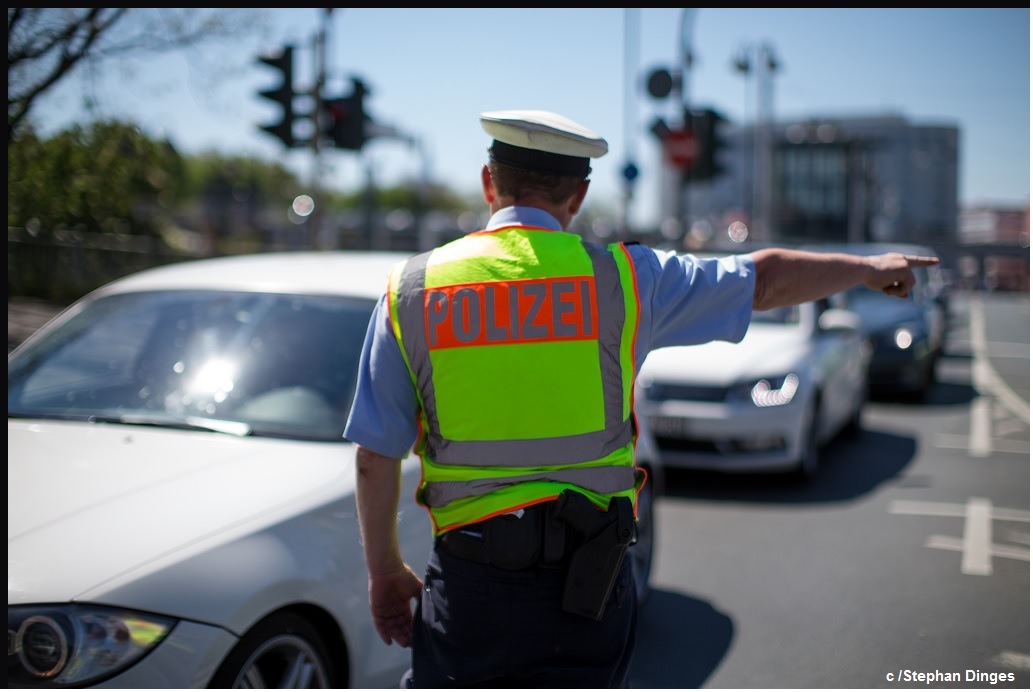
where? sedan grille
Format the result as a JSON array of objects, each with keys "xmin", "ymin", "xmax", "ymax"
[{"xmin": 645, "ymin": 382, "xmax": 728, "ymax": 403}]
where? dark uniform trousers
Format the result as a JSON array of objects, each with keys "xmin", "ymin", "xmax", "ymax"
[{"xmin": 403, "ymin": 504, "xmax": 638, "ymax": 688}]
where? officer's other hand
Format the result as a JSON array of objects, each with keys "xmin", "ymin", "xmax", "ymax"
[
  {"xmin": 863, "ymin": 252, "xmax": 939, "ymax": 298},
  {"xmin": 368, "ymin": 563, "xmax": 423, "ymax": 647}
]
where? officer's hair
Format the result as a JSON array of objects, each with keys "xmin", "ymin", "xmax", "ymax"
[{"xmin": 488, "ymin": 161, "xmax": 585, "ymax": 205}]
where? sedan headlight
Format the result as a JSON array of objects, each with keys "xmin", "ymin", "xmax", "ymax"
[
  {"xmin": 8, "ymin": 604, "xmax": 175, "ymax": 686},
  {"xmin": 893, "ymin": 326, "xmax": 915, "ymax": 350},
  {"xmin": 872, "ymin": 321, "xmax": 926, "ymax": 352},
  {"xmin": 728, "ymin": 373, "xmax": 800, "ymax": 407}
]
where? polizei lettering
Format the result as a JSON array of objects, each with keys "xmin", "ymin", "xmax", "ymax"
[{"xmin": 425, "ymin": 277, "xmax": 598, "ymax": 349}]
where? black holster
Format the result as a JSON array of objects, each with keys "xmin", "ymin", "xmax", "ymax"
[{"xmin": 552, "ymin": 490, "xmax": 635, "ymax": 620}]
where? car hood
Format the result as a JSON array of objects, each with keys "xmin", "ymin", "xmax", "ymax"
[
  {"xmin": 8, "ymin": 419, "xmax": 355, "ymax": 605},
  {"xmin": 640, "ymin": 325, "xmax": 807, "ymax": 384},
  {"xmin": 849, "ymin": 297, "xmax": 925, "ymax": 333}
]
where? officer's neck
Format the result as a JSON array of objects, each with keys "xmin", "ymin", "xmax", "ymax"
[{"xmin": 489, "ymin": 195, "xmax": 579, "ymax": 230}]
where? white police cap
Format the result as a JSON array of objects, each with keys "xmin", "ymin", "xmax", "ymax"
[{"xmin": 480, "ymin": 109, "xmax": 608, "ymax": 177}]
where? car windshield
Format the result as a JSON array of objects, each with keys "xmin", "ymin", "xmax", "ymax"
[{"xmin": 8, "ymin": 290, "xmax": 375, "ymax": 442}]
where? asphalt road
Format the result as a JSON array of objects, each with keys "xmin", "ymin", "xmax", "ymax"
[{"xmin": 631, "ymin": 291, "xmax": 1029, "ymax": 689}]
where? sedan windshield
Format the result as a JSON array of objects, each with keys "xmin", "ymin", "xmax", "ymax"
[{"xmin": 8, "ymin": 290, "xmax": 375, "ymax": 442}]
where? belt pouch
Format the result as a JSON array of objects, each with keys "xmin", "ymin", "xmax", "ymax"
[
  {"xmin": 560, "ymin": 496, "xmax": 635, "ymax": 620},
  {"xmin": 484, "ymin": 509, "xmax": 542, "ymax": 570}
]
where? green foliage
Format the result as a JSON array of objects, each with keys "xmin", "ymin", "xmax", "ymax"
[
  {"xmin": 330, "ymin": 181, "xmax": 474, "ymax": 214},
  {"xmin": 8, "ymin": 120, "xmax": 481, "ymax": 243},
  {"xmin": 8, "ymin": 121, "xmax": 187, "ymax": 236},
  {"xmin": 181, "ymin": 153, "xmax": 303, "ymax": 209}
]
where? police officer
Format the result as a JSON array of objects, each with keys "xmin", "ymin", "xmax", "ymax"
[{"xmin": 345, "ymin": 109, "xmax": 938, "ymax": 688}]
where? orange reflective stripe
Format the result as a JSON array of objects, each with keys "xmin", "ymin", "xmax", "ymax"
[{"xmin": 425, "ymin": 276, "xmax": 598, "ymax": 349}]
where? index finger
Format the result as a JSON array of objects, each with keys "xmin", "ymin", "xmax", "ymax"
[{"xmin": 905, "ymin": 255, "xmax": 940, "ymax": 266}]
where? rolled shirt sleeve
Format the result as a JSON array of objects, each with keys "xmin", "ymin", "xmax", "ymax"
[
  {"xmin": 629, "ymin": 246, "xmax": 756, "ymax": 369},
  {"xmin": 343, "ymin": 294, "xmax": 420, "ymax": 459}
]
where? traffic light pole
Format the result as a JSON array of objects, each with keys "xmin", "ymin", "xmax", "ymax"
[
  {"xmin": 750, "ymin": 42, "xmax": 779, "ymax": 243},
  {"xmin": 311, "ymin": 11, "xmax": 330, "ymax": 249},
  {"xmin": 675, "ymin": 8, "xmax": 696, "ymax": 246}
]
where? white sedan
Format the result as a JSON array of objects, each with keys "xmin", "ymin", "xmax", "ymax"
[
  {"xmin": 8, "ymin": 250, "xmax": 661, "ymax": 688},
  {"xmin": 636, "ymin": 298, "xmax": 870, "ymax": 479}
]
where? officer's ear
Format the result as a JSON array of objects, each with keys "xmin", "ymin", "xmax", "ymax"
[
  {"xmin": 481, "ymin": 165, "xmax": 496, "ymax": 204},
  {"xmin": 567, "ymin": 179, "xmax": 590, "ymax": 216}
]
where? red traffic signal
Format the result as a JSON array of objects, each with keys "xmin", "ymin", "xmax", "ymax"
[
  {"xmin": 323, "ymin": 79, "xmax": 368, "ymax": 151},
  {"xmin": 662, "ymin": 128, "xmax": 698, "ymax": 171}
]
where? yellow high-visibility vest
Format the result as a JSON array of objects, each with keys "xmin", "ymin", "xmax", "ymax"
[{"xmin": 388, "ymin": 226, "xmax": 645, "ymax": 535}]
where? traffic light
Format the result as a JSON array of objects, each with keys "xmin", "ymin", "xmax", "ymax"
[
  {"xmin": 687, "ymin": 108, "xmax": 728, "ymax": 182},
  {"xmin": 324, "ymin": 78, "xmax": 368, "ymax": 151},
  {"xmin": 256, "ymin": 46, "xmax": 295, "ymax": 148}
]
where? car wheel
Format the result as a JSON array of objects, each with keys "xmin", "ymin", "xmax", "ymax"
[
  {"xmin": 794, "ymin": 401, "xmax": 821, "ymax": 482},
  {"xmin": 209, "ymin": 612, "xmax": 335, "ymax": 689},
  {"xmin": 628, "ymin": 471, "xmax": 655, "ymax": 606}
]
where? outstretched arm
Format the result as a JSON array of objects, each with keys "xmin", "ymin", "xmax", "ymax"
[
  {"xmin": 355, "ymin": 445, "xmax": 423, "ymax": 648},
  {"xmin": 750, "ymin": 248, "xmax": 939, "ymax": 311}
]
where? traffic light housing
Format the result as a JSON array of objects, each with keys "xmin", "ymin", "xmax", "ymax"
[
  {"xmin": 256, "ymin": 46, "xmax": 295, "ymax": 148},
  {"xmin": 687, "ymin": 108, "xmax": 728, "ymax": 182},
  {"xmin": 324, "ymin": 79, "xmax": 368, "ymax": 151}
]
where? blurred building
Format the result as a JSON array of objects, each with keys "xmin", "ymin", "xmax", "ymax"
[
  {"xmin": 669, "ymin": 113, "xmax": 960, "ymax": 252},
  {"xmin": 957, "ymin": 203, "xmax": 1030, "ymax": 292}
]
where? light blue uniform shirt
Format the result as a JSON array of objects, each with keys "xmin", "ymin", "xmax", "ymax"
[{"xmin": 343, "ymin": 206, "xmax": 757, "ymax": 459}]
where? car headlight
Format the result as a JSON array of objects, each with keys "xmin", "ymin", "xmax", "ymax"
[
  {"xmin": 873, "ymin": 322, "xmax": 925, "ymax": 351},
  {"xmin": 729, "ymin": 373, "xmax": 800, "ymax": 407},
  {"xmin": 893, "ymin": 326, "xmax": 915, "ymax": 350},
  {"xmin": 8, "ymin": 604, "xmax": 175, "ymax": 686}
]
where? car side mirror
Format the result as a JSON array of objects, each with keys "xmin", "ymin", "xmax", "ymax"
[{"xmin": 818, "ymin": 308, "xmax": 860, "ymax": 333}]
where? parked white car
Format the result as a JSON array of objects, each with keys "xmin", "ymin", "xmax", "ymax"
[
  {"xmin": 8, "ymin": 250, "xmax": 661, "ymax": 688},
  {"xmin": 636, "ymin": 298, "xmax": 870, "ymax": 479}
]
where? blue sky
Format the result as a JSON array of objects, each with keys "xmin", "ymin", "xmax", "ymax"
[{"xmin": 33, "ymin": 8, "xmax": 1031, "ymax": 229}]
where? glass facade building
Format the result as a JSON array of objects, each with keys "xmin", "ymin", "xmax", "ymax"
[{"xmin": 678, "ymin": 114, "xmax": 959, "ymax": 250}]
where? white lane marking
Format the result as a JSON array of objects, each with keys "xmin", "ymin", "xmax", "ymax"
[
  {"xmin": 969, "ymin": 296, "xmax": 1030, "ymax": 425},
  {"xmin": 888, "ymin": 498, "xmax": 1031, "ymax": 575},
  {"xmin": 926, "ymin": 535, "xmax": 1031, "ymax": 563},
  {"xmin": 961, "ymin": 497, "xmax": 992, "ymax": 575},
  {"xmin": 994, "ymin": 650, "xmax": 1031, "ymax": 671},
  {"xmin": 969, "ymin": 396, "xmax": 993, "ymax": 457}
]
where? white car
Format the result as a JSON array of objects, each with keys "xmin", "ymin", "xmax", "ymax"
[
  {"xmin": 636, "ymin": 298, "xmax": 870, "ymax": 479},
  {"xmin": 8, "ymin": 250, "xmax": 661, "ymax": 688}
]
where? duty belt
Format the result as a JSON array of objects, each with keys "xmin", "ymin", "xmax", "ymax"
[
  {"xmin": 438, "ymin": 501, "xmax": 566, "ymax": 570},
  {"xmin": 437, "ymin": 491, "xmax": 637, "ymax": 620}
]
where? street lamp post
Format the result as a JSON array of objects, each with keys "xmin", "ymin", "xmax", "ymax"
[
  {"xmin": 621, "ymin": 8, "xmax": 639, "ymax": 238},
  {"xmin": 673, "ymin": 8, "xmax": 696, "ymax": 244},
  {"xmin": 643, "ymin": 8, "xmax": 699, "ymax": 245},
  {"xmin": 731, "ymin": 41, "xmax": 780, "ymax": 243},
  {"xmin": 732, "ymin": 45, "xmax": 753, "ymax": 228}
]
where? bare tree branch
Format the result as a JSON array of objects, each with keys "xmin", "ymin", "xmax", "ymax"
[{"xmin": 8, "ymin": 8, "xmax": 266, "ymax": 141}]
